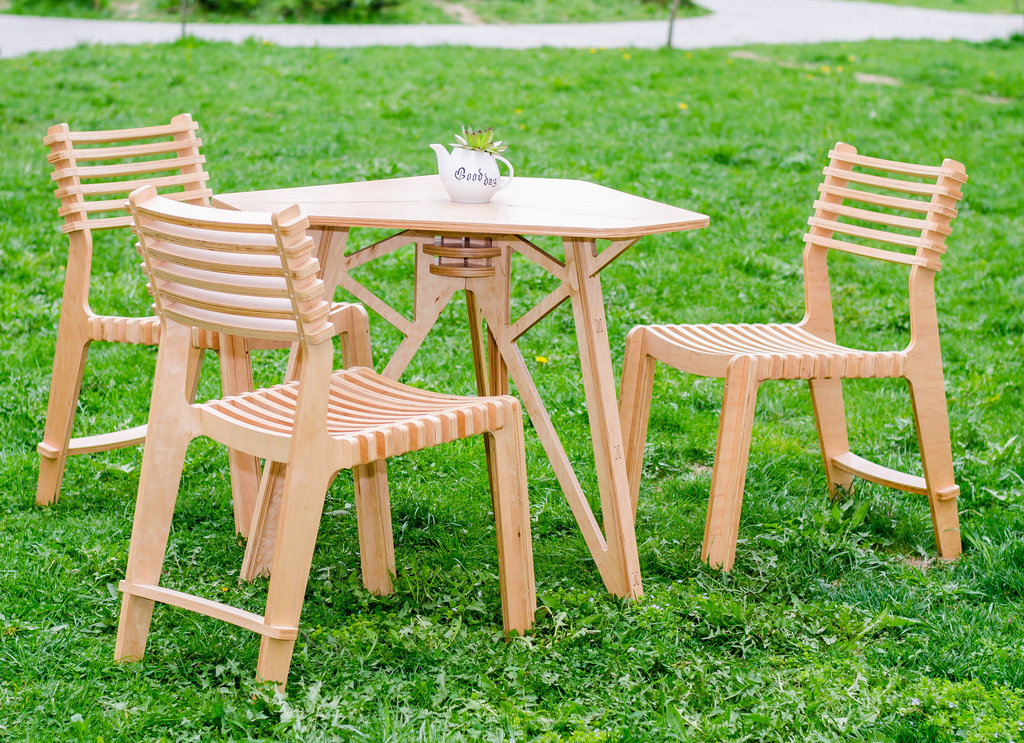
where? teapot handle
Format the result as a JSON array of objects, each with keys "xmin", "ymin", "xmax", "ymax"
[{"xmin": 495, "ymin": 155, "xmax": 514, "ymax": 191}]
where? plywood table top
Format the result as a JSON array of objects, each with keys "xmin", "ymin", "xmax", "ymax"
[{"xmin": 213, "ymin": 175, "xmax": 709, "ymax": 239}]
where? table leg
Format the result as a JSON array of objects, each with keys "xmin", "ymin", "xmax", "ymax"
[
  {"xmin": 564, "ymin": 237, "xmax": 642, "ymax": 597},
  {"xmin": 469, "ymin": 238, "xmax": 643, "ymax": 598}
]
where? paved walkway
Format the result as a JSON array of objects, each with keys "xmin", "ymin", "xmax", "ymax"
[{"xmin": 0, "ymin": 0, "xmax": 1021, "ymax": 58}]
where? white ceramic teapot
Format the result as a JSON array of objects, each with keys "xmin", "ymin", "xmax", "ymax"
[{"xmin": 430, "ymin": 143, "xmax": 514, "ymax": 204}]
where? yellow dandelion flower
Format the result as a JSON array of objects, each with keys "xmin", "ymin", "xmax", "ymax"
[
  {"xmin": 535, "ymin": 355, "xmax": 548, "ymax": 365},
  {"xmin": 678, "ymin": 102, "xmax": 688, "ymax": 110},
  {"xmin": 847, "ymin": 55, "xmax": 856, "ymax": 62},
  {"xmin": 837, "ymin": 65, "xmax": 844, "ymax": 73},
  {"xmin": 685, "ymin": 52, "xmax": 692, "ymax": 59},
  {"xmin": 820, "ymin": 65, "xmax": 831, "ymax": 74},
  {"xmin": 623, "ymin": 53, "xmax": 631, "ymax": 61},
  {"xmin": 589, "ymin": 48, "xmax": 597, "ymax": 54},
  {"xmin": 515, "ymin": 107, "xmax": 523, "ymax": 115}
]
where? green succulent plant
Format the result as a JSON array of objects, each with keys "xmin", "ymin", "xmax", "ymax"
[{"xmin": 451, "ymin": 124, "xmax": 508, "ymax": 155}]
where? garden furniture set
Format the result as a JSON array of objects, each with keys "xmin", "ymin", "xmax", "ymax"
[{"xmin": 35, "ymin": 113, "xmax": 966, "ymax": 689}]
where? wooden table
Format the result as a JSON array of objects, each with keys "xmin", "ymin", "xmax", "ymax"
[{"xmin": 214, "ymin": 175, "xmax": 708, "ymax": 598}]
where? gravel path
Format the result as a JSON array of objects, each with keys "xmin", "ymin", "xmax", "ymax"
[{"xmin": 0, "ymin": 0, "xmax": 1021, "ymax": 58}]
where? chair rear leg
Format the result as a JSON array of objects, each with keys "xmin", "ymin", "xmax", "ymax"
[
  {"xmin": 353, "ymin": 461, "xmax": 395, "ymax": 595},
  {"xmin": 908, "ymin": 373, "xmax": 962, "ymax": 559},
  {"xmin": 217, "ymin": 334, "xmax": 261, "ymax": 536},
  {"xmin": 808, "ymin": 377, "xmax": 855, "ymax": 498},
  {"xmin": 703, "ymin": 357, "xmax": 760, "ymax": 572},
  {"xmin": 487, "ymin": 418, "xmax": 536, "ymax": 635},
  {"xmin": 619, "ymin": 328, "xmax": 658, "ymax": 517},
  {"xmin": 36, "ymin": 327, "xmax": 91, "ymax": 506}
]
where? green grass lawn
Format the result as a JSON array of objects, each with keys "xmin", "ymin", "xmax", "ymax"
[
  {"xmin": 1, "ymin": 0, "xmax": 702, "ymax": 24},
  {"xmin": 1, "ymin": 35, "xmax": 1023, "ymax": 741}
]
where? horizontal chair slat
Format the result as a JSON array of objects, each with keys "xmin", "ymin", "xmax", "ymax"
[
  {"xmin": 807, "ymin": 216, "xmax": 928, "ymax": 250},
  {"xmin": 44, "ymin": 120, "xmax": 199, "ymax": 146},
  {"xmin": 828, "ymin": 149, "xmax": 968, "ymax": 183},
  {"xmin": 56, "ymin": 172, "xmax": 211, "ymax": 199},
  {"xmin": 118, "ymin": 581, "xmax": 298, "ymax": 640},
  {"xmin": 811, "ymin": 200, "xmax": 952, "ymax": 235},
  {"xmin": 51, "ymin": 154, "xmax": 207, "ymax": 182},
  {"xmin": 134, "ymin": 197, "xmax": 285, "ymax": 233},
  {"xmin": 155, "ymin": 282, "xmax": 311, "ymax": 321},
  {"xmin": 47, "ymin": 138, "xmax": 203, "ymax": 164},
  {"xmin": 59, "ymin": 198, "xmax": 130, "ymax": 217},
  {"xmin": 143, "ymin": 241, "xmax": 298, "ymax": 276},
  {"xmin": 162, "ymin": 304, "xmax": 332, "ymax": 344},
  {"xmin": 62, "ymin": 215, "xmax": 134, "ymax": 233},
  {"xmin": 823, "ymin": 167, "xmax": 962, "ymax": 198},
  {"xmin": 61, "ymin": 188, "xmax": 213, "ymax": 217},
  {"xmin": 803, "ymin": 233, "xmax": 927, "ymax": 266},
  {"xmin": 136, "ymin": 226, "xmax": 282, "ymax": 256},
  {"xmin": 816, "ymin": 182, "xmax": 959, "ymax": 219},
  {"xmin": 148, "ymin": 262, "xmax": 315, "ymax": 301}
]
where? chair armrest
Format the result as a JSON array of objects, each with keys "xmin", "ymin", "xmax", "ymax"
[{"xmin": 328, "ymin": 302, "xmax": 373, "ymax": 369}]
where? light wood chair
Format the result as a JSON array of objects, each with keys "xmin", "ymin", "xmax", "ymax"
[
  {"xmin": 115, "ymin": 186, "xmax": 535, "ymax": 689},
  {"xmin": 38, "ymin": 115, "xmax": 260, "ymax": 533},
  {"xmin": 619, "ymin": 143, "xmax": 966, "ymax": 571}
]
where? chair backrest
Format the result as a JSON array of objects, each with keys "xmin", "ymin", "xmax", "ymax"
[
  {"xmin": 45, "ymin": 113, "xmax": 211, "ymax": 236},
  {"xmin": 800, "ymin": 142, "xmax": 967, "ymax": 342},
  {"xmin": 128, "ymin": 186, "xmax": 334, "ymax": 345}
]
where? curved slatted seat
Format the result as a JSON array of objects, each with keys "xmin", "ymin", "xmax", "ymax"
[
  {"xmin": 203, "ymin": 367, "xmax": 515, "ymax": 464},
  {"xmin": 619, "ymin": 142, "xmax": 965, "ymax": 572},
  {"xmin": 115, "ymin": 189, "xmax": 535, "ymax": 691},
  {"xmin": 641, "ymin": 323, "xmax": 907, "ymax": 380}
]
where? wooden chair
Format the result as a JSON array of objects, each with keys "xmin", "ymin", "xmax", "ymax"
[
  {"xmin": 38, "ymin": 114, "xmax": 261, "ymax": 534},
  {"xmin": 619, "ymin": 143, "xmax": 966, "ymax": 571},
  {"xmin": 115, "ymin": 186, "xmax": 535, "ymax": 689}
]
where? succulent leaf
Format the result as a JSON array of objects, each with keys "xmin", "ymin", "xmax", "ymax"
[{"xmin": 451, "ymin": 124, "xmax": 509, "ymax": 155}]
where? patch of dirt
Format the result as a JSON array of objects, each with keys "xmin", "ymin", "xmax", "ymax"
[
  {"xmin": 730, "ymin": 50, "xmax": 902, "ymax": 87},
  {"xmin": 854, "ymin": 72, "xmax": 901, "ymax": 86},
  {"xmin": 899, "ymin": 555, "xmax": 933, "ymax": 572},
  {"xmin": 435, "ymin": 0, "xmax": 485, "ymax": 24}
]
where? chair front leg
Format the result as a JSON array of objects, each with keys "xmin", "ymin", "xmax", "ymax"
[
  {"xmin": 257, "ymin": 460, "xmax": 335, "ymax": 690},
  {"xmin": 115, "ymin": 334, "xmax": 202, "ymax": 662},
  {"xmin": 703, "ymin": 356, "xmax": 760, "ymax": 572}
]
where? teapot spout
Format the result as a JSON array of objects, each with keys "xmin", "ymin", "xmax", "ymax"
[{"xmin": 429, "ymin": 143, "xmax": 451, "ymax": 175}]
